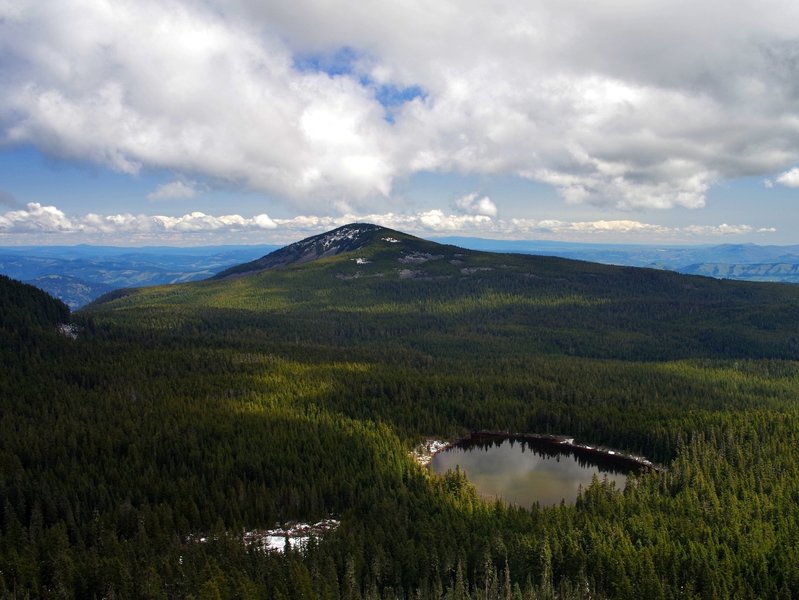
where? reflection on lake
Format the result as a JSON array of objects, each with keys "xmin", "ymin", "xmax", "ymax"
[{"xmin": 431, "ymin": 438, "xmax": 633, "ymax": 507}]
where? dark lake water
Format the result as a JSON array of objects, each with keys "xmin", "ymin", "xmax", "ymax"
[{"xmin": 431, "ymin": 438, "xmax": 634, "ymax": 507}]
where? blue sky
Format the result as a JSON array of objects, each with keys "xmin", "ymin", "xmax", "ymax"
[{"xmin": 1, "ymin": 0, "xmax": 798, "ymax": 246}]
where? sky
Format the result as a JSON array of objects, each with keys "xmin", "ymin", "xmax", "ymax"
[{"xmin": 1, "ymin": 0, "xmax": 798, "ymax": 246}]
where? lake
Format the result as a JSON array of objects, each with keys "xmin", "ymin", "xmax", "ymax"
[{"xmin": 431, "ymin": 436, "xmax": 636, "ymax": 507}]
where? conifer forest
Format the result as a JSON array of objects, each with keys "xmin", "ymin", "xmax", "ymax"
[{"xmin": 3, "ymin": 226, "xmax": 799, "ymax": 599}]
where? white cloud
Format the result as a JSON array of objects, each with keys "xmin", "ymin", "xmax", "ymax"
[
  {"xmin": 3, "ymin": 0, "xmax": 799, "ymax": 211},
  {"xmin": 0, "ymin": 203, "xmax": 277, "ymax": 235},
  {"xmin": 0, "ymin": 1, "xmax": 392, "ymax": 210},
  {"xmin": 776, "ymin": 168, "xmax": 799, "ymax": 188},
  {"xmin": 682, "ymin": 224, "xmax": 753, "ymax": 236},
  {"xmin": 509, "ymin": 218, "xmax": 671, "ymax": 235},
  {"xmin": 253, "ymin": 214, "xmax": 278, "ymax": 229},
  {"xmin": 0, "ymin": 203, "xmax": 775, "ymax": 244},
  {"xmin": 148, "ymin": 180, "xmax": 199, "ymax": 200},
  {"xmin": 0, "ymin": 202, "xmax": 74, "ymax": 233},
  {"xmin": 454, "ymin": 193, "xmax": 498, "ymax": 217},
  {"xmin": 417, "ymin": 210, "xmax": 492, "ymax": 230}
]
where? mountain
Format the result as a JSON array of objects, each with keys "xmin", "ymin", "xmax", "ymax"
[
  {"xmin": 0, "ymin": 273, "xmax": 70, "ymax": 331},
  {"xmin": 213, "ymin": 223, "xmax": 412, "ymax": 278},
  {"xmin": 90, "ymin": 223, "xmax": 799, "ymax": 361},
  {"xmin": 6, "ymin": 234, "xmax": 799, "ymax": 311},
  {"xmin": 680, "ymin": 262, "xmax": 799, "ymax": 282}
]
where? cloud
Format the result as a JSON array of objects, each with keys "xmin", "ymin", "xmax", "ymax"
[
  {"xmin": 533, "ymin": 219, "xmax": 670, "ymax": 234},
  {"xmin": 268, "ymin": 210, "xmax": 493, "ymax": 234},
  {"xmin": 776, "ymin": 167, "xmax": 799, "ymax": 188},
  {"xmin": 1, "ymin": 1, "xmax": 799, "ymax": 213},
  {"xmin": 0, "ymin": 202, "xmax": 73, "ymax": 233},
  {"xmin": 454, "ymin": 193, "xmax": 498, "ymax": 217},
  {"xmin": 0, "ymin": 1, "xmax": 393, "ymax": 210},
  {"xmin": 148, "ymin": 180, "xmax": 200, "ymax": 200},
  {"xmin": 682, "ymin": 224, "xmax": 754, "ymax": 236},
  {"xmin": 0, "ymin": 202, "xmax": 774, "ymax": 244},
  {"xmin": 0, "ymin": 203, "xmax": 276, "ymax": 235}
]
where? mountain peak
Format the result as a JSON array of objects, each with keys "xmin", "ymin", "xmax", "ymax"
[
  {"xmin": 213, "ymin": 223, "xmax": 405, "ymax": 279},
  {"xmin": 303, "ymin": 223, "xmax": 384, "ymax": 249}
]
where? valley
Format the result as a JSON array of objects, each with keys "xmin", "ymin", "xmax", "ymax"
[{"xmin": 0, "ymin": 244, "xmax": 278, "ymax": 309}]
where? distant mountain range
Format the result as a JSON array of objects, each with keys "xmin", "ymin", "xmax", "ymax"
[
  {"xmin": 3, "ymin": 236, "xmax": 799, "ymax": 308},
  {"xmin": 0, "ymin": 244, "xmax": 278, "ymax": 308},
  {"xmin": 435, "ymin": 238, "xmax": 799, "ymax": 283}
]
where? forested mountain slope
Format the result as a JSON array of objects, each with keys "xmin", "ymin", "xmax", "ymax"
[
  {"xmin": 4, "ymin": 226, "xmax": 799, "ymax": 598},
  {"xmin": 0, "ymin": 273, "xmax": 69, "ymax": 331},
  {"xmin": 95, "ymin": 223, "xmax": 799, "ymax": 361}
]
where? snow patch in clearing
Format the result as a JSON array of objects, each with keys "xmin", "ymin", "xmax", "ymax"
[
  {"xmin": 263, "ymin": 535, "xmax": 308, "ymax": 552},
  {"xmin": 354, "ymin": 257, "xmax": 371, "ymax": 264},
  {"xmin": 58, "ymin": 323, "xmax": 79, "ymax": 340},
  {"xmin": 382, "ymin": 237, "xmax": 400, "ymax": 243},
  {"xmin": 187, "ymin": 517, "xmax": 340, "ymax": 555},
  {"xmin": 244, "ymin": 518, "xmax": 340, "ymax": 554}
]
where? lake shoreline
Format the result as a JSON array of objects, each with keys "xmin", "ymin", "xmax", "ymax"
[
  {"xmin": 415, "ymin": 430, "xmax": 663, "ymax": 473},
  {"xmin": 466, "ymin": 430, "xmax": 664, "ymax": 472}
]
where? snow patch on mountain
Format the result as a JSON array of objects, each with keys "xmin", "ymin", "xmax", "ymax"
[{"xmin": 296, "ymin": 224, "xmax": 379, "ymax": 253}]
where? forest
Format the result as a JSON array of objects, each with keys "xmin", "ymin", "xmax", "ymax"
[{"xmin": 3, "ymin": 225, "xmax": 799, "ymax": 599}]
